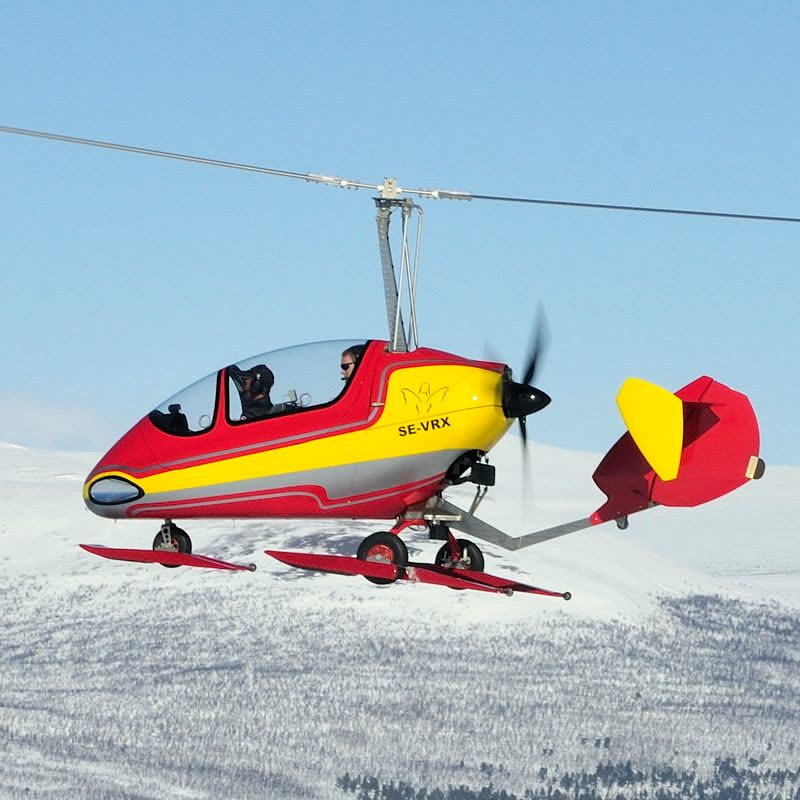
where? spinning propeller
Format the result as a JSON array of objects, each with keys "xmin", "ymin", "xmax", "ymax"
[{"xmin": 502, "ymin": 310, "xmax": 551, "ymax": 447}]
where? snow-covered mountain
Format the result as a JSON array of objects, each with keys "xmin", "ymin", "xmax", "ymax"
[{"xmin": 1, "ymin": 439, "xmax": 798, "ymax": 799}]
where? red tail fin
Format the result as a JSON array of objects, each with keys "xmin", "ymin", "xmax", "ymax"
[{"xmin": 591, "ymin": 376, "xmax": 763, "ymax": 524}]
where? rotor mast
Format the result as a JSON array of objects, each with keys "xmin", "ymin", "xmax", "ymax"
[{"xmin": 374, "ymin": 179, "xmax": 424, "ymax": 353}]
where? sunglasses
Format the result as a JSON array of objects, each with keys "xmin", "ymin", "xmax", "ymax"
[{"xmin": 341, "ymin": 362, "xmax": 355, "ymax": 371}]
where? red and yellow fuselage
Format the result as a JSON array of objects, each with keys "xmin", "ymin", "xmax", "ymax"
[{"xmin": 84, "ymin": 341, "xmax": 512, "ymax": 521}]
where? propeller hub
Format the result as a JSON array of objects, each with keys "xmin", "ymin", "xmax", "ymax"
[{"xmin": 503, "ymin": 381, "xmax": 551, "ymax": 420}]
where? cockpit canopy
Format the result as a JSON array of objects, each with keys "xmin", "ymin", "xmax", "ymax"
[{"xmin": 148, "ymin": 339, "xmax": 367, "ymax": 436}]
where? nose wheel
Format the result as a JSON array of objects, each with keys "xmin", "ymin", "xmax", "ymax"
[{"xmin": 152, "ymin": 521, "xmax": 192, "ymax": 568}]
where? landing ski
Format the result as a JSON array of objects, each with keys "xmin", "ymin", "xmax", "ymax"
[
  {"xmin": 80, "ymin": 544, "xmax": 257, "ymax": 572},
  {"xmin": 266, "ymin": 550, "xmax": 570, "ymax": 599}
]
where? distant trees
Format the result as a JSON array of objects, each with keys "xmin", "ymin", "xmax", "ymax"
[{"xmin": 338, "ymin": 756, "xmax": 800, "ymax": 799}]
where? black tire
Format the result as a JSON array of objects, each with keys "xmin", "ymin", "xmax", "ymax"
[
  {"xmin": 435, "ymin": 538, "xmax": 485, "ymax": 572},
  {"xmin": 152, "ymin": 524, "xmax": 192, "ymax": 568},
  {"xmin": 357, "ymin": 532, "xmax": 408, "ymax": 585}
]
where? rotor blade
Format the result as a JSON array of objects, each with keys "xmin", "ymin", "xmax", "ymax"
[
  {"xmin": 3, "ymin": 124, "xmax": 800, "ymax": 222},
  {"xmin": 470, "ymin": 192, "xmax": 800, "ymax": 224},
  {"xmin": 0, "ymin": 124, "xmax": 381, "ymax": 193}
]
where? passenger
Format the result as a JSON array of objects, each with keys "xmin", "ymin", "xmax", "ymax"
[
  {"xmin": 340, "ymin": 345, "xmax": 365, "ymax": 382},
  {"xmin": 230, "ymin": 364, "xmax": 275, "ymax": 420}
]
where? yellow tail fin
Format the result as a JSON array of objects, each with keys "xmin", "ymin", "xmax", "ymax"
[{"xmin": 616, "ymin": 378, "xmax": 683, "ymax": 481}]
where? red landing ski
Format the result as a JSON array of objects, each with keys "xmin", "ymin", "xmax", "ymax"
[
  {"xmin": 266, "ymin": 550, "xmax": 571, "ymax": 600},
  {"xmin": 80, "ymin": 544, "xmax": 257, "ymax": 572}
]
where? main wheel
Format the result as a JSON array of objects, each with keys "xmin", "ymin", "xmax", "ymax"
[
  {"xmin": 356, "ymin": 532, "xmax": 408, "ymax": 585},
  {"xmin": 152, "ymin": 523, "xmax": 192, "ymax": 568},
  {"xmin": 435, "ymin": 538, "xmax": 484, "ymax": 572}
]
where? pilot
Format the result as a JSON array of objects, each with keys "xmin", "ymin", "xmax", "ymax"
[
  {"xmin": 231, "ymin": 364, "xmax": 275, "ymax": 420},
  {"xmin": 340, "ymin": 345, "xmax": 365, "ymax": 382}
]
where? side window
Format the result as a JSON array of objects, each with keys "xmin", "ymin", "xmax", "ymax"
[
  {"xmin": 227, "ymin": 340, "xmax": 366, "ymax": 425},
  {"xmin": 149, "ymin": 371, "xmax": 219, "ymax": 436}
]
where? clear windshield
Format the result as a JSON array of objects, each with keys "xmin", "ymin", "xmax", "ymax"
[
  {"xmin": 148, "ymin": 371, "xmax": 219, "ymax": 435},
  {"xmin": 227, "ymin": 339, "xmax": 365, "ymax": 423},
  {"xmin": 148, "ymin": 339, "xmax": 367, "ymax": 435}
]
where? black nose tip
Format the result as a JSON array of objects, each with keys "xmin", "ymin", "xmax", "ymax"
[{"xmin": 503, "ymin": 381, "xmax": 551, "ymax": 419}]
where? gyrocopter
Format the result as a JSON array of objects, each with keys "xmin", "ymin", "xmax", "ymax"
[{"xmin": 1, "ymin": 125, "xmax": 774, "ymax": 600}]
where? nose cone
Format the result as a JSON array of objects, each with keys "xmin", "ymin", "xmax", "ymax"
[
  {"xmin": 83, "ymin": 418, "xmax": 155, "ymax": 518},
  {"xmin": 502, "ymin": 381, "xmax": 552, "ymax": 419}
]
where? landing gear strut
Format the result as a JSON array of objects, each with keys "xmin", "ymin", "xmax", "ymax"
[{"xmin": 152, "ymin": 521, "xmax": 192, "ymax": 568}]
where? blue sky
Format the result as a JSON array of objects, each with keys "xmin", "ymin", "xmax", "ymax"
[{"xmin": 1, "ymin": 2, "xmax": 798, "ymax": 465}]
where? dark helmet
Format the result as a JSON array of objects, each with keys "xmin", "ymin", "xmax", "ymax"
[
  {"xmin": 249, "ymin": 365, "xmax": 274, "ymax": 395},
  {"xmin": 229, "ymin": 364, "xmax": 274, "ymax": 395}
]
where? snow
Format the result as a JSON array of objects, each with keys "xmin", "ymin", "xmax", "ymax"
[{"xmin": 1, "ymin": 437, "xmax": 798, "ymax": 798}]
